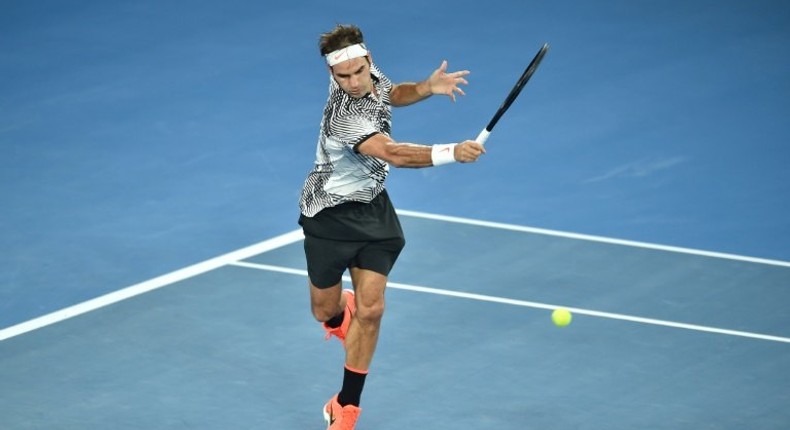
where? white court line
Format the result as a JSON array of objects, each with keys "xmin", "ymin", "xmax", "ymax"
[
  {"xmin": 3, "ymin": 210, "xmax": 787, "ymax": 342},
  {"xmin": 397, "ymin": 209, "xmax": 790, "ymax": 268},
  {"xmin": 230, "ymin": 261, "xmax": 790, "ymax": 344},
  {"xmin": 0, "ymin": 229, "xmax": 306, "ymax": 342}
]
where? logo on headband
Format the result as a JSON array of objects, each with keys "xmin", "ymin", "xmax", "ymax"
[{"xmin": 326, "ymin": 43, "xmax": 368, "ymax": 66}]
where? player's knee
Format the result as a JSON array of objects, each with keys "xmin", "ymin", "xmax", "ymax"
[
  {"xmin": 309, "ymin": 280, "xmax": 343, "ymax": 322},
  {"xmin": 310, "ymin": 296, "xmax": 341, "ymax": 322},
  {"xmin": 311, "ymin": 305, "xmax": 335, "ymax": 323},
  {"xmin": 356, "ymin": 299, "xmax": 384, "ymax": 323}
]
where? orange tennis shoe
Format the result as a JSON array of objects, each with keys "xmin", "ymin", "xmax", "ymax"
[
  {"xmin": 322, "ymin": 289, "xmax": 356, "ymax": 346},
  {"xmin": 323, "ymin": 394, "xmax": 361, "ymax": 430}
]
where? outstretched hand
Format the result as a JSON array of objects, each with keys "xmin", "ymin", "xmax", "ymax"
[{"xmin": 428, "ymin": 60, "xmax": 470, "ymax": 102}]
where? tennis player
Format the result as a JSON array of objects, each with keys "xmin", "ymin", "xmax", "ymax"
[{"xmin": 299, "ymin": 24, "xmax": 485, "ymax": 430}]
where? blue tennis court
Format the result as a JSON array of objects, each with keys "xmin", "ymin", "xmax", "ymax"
[
  {"xmin": 2, "ymin": 1, "xmax": 789, "ymax": 429},
  {"xmin": 2, "ymin": 212, "xmax": 788, "ymax": 428}
]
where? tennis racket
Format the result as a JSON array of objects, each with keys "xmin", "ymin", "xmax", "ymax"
[{"xmin": 475, "ymin": 42, "xmax": 549, "ymax": 145}]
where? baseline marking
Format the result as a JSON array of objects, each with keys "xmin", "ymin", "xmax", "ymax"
[
  {"xmin": 230, "ymin": 261, "xmax": 790, "ymax": 344},
  {"xmin": 4, "ymin": 210, "xmax": 787, "ymax": 343},
  {"xmin": 397, "ymin": 209, "xmax": 790, "ymax": 268},
  {"xmin": 0, "ymin": 229, "xmax": 305, "ymax": 342}
]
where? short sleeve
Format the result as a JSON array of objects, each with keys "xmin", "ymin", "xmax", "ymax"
[{"xmin": 330, "ymin": 114, "xmax": 379, "ymax": 148}]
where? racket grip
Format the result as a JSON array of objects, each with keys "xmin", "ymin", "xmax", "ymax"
[{"xmin": 475, "ymin": 129, "xmax": 490, "ymax": 145}]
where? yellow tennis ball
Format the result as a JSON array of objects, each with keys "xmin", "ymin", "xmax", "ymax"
[{"xmin": 552, "ymin": 308, "xmax": 572, "ymax": 327}]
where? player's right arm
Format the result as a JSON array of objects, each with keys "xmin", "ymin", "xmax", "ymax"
[{"xmin": 356, "ymin": 133, "xmax": 484, "ymax": 168}]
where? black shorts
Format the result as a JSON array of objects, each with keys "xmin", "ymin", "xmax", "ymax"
[
  {"xmin": 303, "ymin": 235, "xmax": 405, "ymax": 288},
  {"xmin": 299, "ymin": 190, "xmax": 406, "ymax": 288}
]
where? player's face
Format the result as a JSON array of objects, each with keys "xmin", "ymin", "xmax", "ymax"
[{"xmin": 330, "ymin": 56, "xmax": 373, "ymax": 99}]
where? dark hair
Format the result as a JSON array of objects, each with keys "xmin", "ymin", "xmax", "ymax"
[{"xmin": 319, "ymin": 24, "xmax": 365, "ymax": 56}]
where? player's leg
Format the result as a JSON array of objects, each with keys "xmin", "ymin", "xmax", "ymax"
[
  {"xmin": 343, "ymin": 235, "xmax": 404, "ymax": 371},
  {"xmin": 316, "ymin": 274, "xmax": 364, "ymax": 430},
  {"xmin": 345, "ymin": 267, "xmax": 387, "ymax": 371},
  {"xmin": 311, "ymin": 280, "xmax": 357, "ymax": 342},
  {"xmin": 319, "ymin": 271, "xmax": 377, "ymax": 429},
  {"xmin": 334, "ymin": 236, "xmax": 404, "ymax": 411},
  {"xmin": 309, "ymin": 280, "xmax": 344, "ymax": 323},
  {"xmin": 330, "ymin": 267, "xmax": 385, "ymax": 414},
  {"xmin": 304, "ymin": 235, "xmax": 358, "ymax": 342}
]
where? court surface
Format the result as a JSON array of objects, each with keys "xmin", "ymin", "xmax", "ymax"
[
  {"xmin": 2, "ymin": 1, "xmax": 789, "ymax": 429},
  {"xmin": 2, "ymin": 211, "xmax": 788, "ymax": 429}
]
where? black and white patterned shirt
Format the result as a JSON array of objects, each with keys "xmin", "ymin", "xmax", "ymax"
[{"xmin": 299, "ymin": 63, "xmax": 393, "ymax": 218}]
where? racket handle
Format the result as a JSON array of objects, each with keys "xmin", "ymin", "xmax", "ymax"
[{"xmin": 475, "ymin": 129, "xmax": 490, "ymax": 145}]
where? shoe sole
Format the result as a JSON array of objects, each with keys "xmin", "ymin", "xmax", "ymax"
[{"xmin": 322, "ymin": 404, "xmax": 331, "ymax": 428}]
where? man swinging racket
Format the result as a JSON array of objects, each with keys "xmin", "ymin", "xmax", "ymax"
[{"xmin": 298, "ymin": 24, "xmax": 485, "ymax": 429}]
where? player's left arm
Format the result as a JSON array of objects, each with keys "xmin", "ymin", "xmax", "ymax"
[{"xmin": 390, "ymin": 60, "xmax": 469, "ymax": 107}]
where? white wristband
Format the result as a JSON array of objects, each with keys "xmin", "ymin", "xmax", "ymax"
[{"xmin": 431, "ymin": 144, "xmax": 457, "ymax": 166}]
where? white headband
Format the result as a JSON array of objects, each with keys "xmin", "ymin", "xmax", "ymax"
[{"xmin": 325, "ymin": 43, "xmax": 368, "ymax": 66}]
